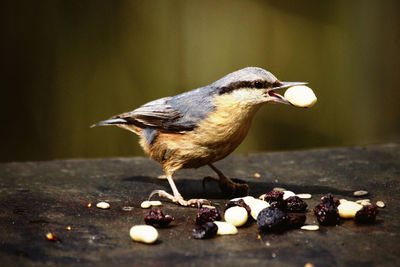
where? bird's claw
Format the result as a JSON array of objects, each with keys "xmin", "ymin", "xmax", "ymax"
[{"xmin": 148, "ymin": 189, "xmax": 210, "ymax": 207}]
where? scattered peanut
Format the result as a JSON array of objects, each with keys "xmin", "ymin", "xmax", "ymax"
[
  {"xmin": 284, "ymin": 85, "xmax": 317, "ymax": 108},
  {"xmin": 356, "ymin": 199, "xmax": 371, "ymax": 206},
  {"xmin": 283, "ymin": 190, "xmax": 296, "ymax": 200},
  {"xmin": 141, "ymin": 201, "xmax": 152, "ymax": 209},
  {"xmin": 296, "ymin": 193, "xmax": 312, "ymax": 199},
  {"xmin": 248, "ymin": 199, "xmax": 270, "ymax": 220},
  {"xmin": 301, "ymin": 225, "xmax": 319, "ymax": 231},
  {"xmin": 353, "ymin": 190, "xmax": 368, "ymax": 197},
  {"xmin": 96, "ymin": 202, "xmax": 110, "ymax": 209},
  {"xmin": 213, "ymin": 221, "xmax": 238, "ymax": 235},
  {"xmin": 338, "ymin": 200, "xmax": 363, "ymax": 218},
  {"xmin": 376, "ymin": 201, "xmax": 385, "ymax": 208},
  {"xmin": 149, "ymin": 201, "xmax": 162, "ymax": 206},
  {"xmin": 224, "ymin": 206, "xmax": 248, "ymax": 227},
  {"xmin": 129, "ymin": 225, "xmax": 158, "ymax": 244}
]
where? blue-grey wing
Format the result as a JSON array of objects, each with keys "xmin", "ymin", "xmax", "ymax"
[{"xmin": 113, "ymin": 86, "xmax": 216, "ymax": 132}]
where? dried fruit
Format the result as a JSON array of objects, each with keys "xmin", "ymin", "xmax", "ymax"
[
  {"xmin": 129, "ymin": 225, "xmax": 158, "ymax": 244},
  {"xmin": 196, "ymin": 206, "xmax": 221, "ymax": 225},
  {"xmin": 285, "ymin": 196, "xmax": 308, "ymax": 212},
  {"xmin": 313, "ymin": 194, "xmax": 340, "ymax": 225},
  {"xmin": 225, "ymin": 199, "xmax": 251, "ymax": 215},
  {"xmin": 257, "ymin": 207, "xmax": 288, "ymax": 232},
  {"xmin": 287, "ymin": 214, "xmax": 306, "ymax": 229},
  {"xmin": 261, "ymin": 190, "xmax": 285, "ymax": 209},
  {"xmin": 355, "ymin": 205, "xmax": 379, "ymax": 224},
  {"xmin": 144, "ymin": 209, "xmax": 174, "ymax": 228},
  {"xmin": 224, "ymin": 206, "xmax": 248, "ymax": 227},
  {"xmin": 192, "ymin": 222, "xmax": 218, "ymax": 239}
]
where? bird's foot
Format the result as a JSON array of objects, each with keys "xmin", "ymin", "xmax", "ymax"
[
  {"xmin": 148, "ymin": 190, "xmax": 210, "ymax": 207},
  {"xmin": 203, "ymin": 176, "xmax": 249, "ymax": 198}
]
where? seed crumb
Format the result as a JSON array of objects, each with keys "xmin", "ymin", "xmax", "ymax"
[
  {"xmin": 86, "ymin": 203, "xmax": 92, "ymax": 208},
  {"xmin": 46, "ymin": 232, "xmax": 61, "ymax": 242},
  {"xmin": 122, "ymin": 206, "xmax": 134, "ymax": 211},
  {"xmin": 65, "ymin": 226, "xmax": 71, "ymax": 231},
  {"xmin": 254, "ymin": 172, "xmax": 261, "ymax": 178}
]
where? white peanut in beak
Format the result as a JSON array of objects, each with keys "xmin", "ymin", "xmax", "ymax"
[{"xmin": 284, "ymin": 85, "xmax": 317, "ymax": 108}]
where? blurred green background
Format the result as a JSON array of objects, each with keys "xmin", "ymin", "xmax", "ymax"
[{"xmin": 2, "ymin": 0, "xmax": 399, "ymax": 162}]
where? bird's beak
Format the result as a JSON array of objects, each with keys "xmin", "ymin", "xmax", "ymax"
[{"xmin": 267, "ymin": 81, "xmax": 308, "ymax": 105}]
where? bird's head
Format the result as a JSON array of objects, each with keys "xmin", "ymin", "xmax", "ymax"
[{"xmin": 213, "ymin": 67, "xmax": 306, "ymax": 106}]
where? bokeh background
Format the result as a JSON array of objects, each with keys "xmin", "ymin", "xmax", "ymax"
[{"xmin": 2, "ymin": 0, "xmax": 400, "ymax": 162}]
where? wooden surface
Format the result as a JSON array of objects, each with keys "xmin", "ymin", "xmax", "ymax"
[{"xmin": 0, "ymin": 144, "xmax": 399, "ymax": 266}]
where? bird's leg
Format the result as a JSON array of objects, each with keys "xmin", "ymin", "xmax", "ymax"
[
  {"xmin": 205, "ymin": 163, "xmax": 249, "ymax": 197},
  {"xmin": 148, "ymin": 173, "xmax": 209, "ymax": 207}
]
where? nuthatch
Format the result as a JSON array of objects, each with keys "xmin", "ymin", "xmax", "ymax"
[{"xmin": 92, "ymin": 67, "xmax": 306, "ymax": 206}]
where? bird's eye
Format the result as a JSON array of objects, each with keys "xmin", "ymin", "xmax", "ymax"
[{"xmin": 254, "ymin": 81, "xmax": 263, "ymax": 89}]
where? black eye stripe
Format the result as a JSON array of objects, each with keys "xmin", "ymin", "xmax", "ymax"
[{"xmin": 219, "ymin": 80, "xmax": 273, "ymax": 94}]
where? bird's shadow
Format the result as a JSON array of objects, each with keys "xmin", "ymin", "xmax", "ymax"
[{"xmin": 121, "ymin": 175, "xmax": 354, "ymax": 200}]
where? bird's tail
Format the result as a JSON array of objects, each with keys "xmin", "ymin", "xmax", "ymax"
[{"xmin": 90, "ymin": 118, "xmax": 128, "ymax": 128}]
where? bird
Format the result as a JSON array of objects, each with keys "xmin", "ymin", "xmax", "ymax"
[{"xmin": 92, "ymin": 67, "xmax": 306, "ymax": 207}]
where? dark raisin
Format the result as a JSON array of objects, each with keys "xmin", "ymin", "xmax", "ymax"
[
  {"xmin": 355, "ymin": 205, "xmax": 379, "ymax": 224},
  {"xmin": 257, "ymin": 207, "xmax": 288, "ymax": 231},
  {"xmin": 313, "ymin": 194, "xmax": 340, "ymax": 226},
  {"xmin": 287, "ymin": 214, "xmax": 306, "ymax": 229},
  {"xmin": 196, "ymin": 206, "xmax": 221, "ymax": 225},
  {"xmin": 192, "ymin": 222, "xmax": 218, "ymax": 239},
  {"xmin": 144, "ymin": 209, "xmax": 174, "ymax": 228},
  {"xmin": 225, "ymin": 199, "xmax": 251, "ymax": 215},
  {"xmin": 285, "ymin": 196, "xmax": 308, "ymax": 212},
  {"xmin": 262, "ymin": 190, "xmax": 285, "ymax": 210}
]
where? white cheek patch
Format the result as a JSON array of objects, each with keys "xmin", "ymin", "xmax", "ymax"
[
  {"xmin": 231, "ymin": 88, "xmax": 265, "ymax": 104},
  {"xmin": 284, "ymin": 85, "xmax": 317, "ymax": 108}
]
